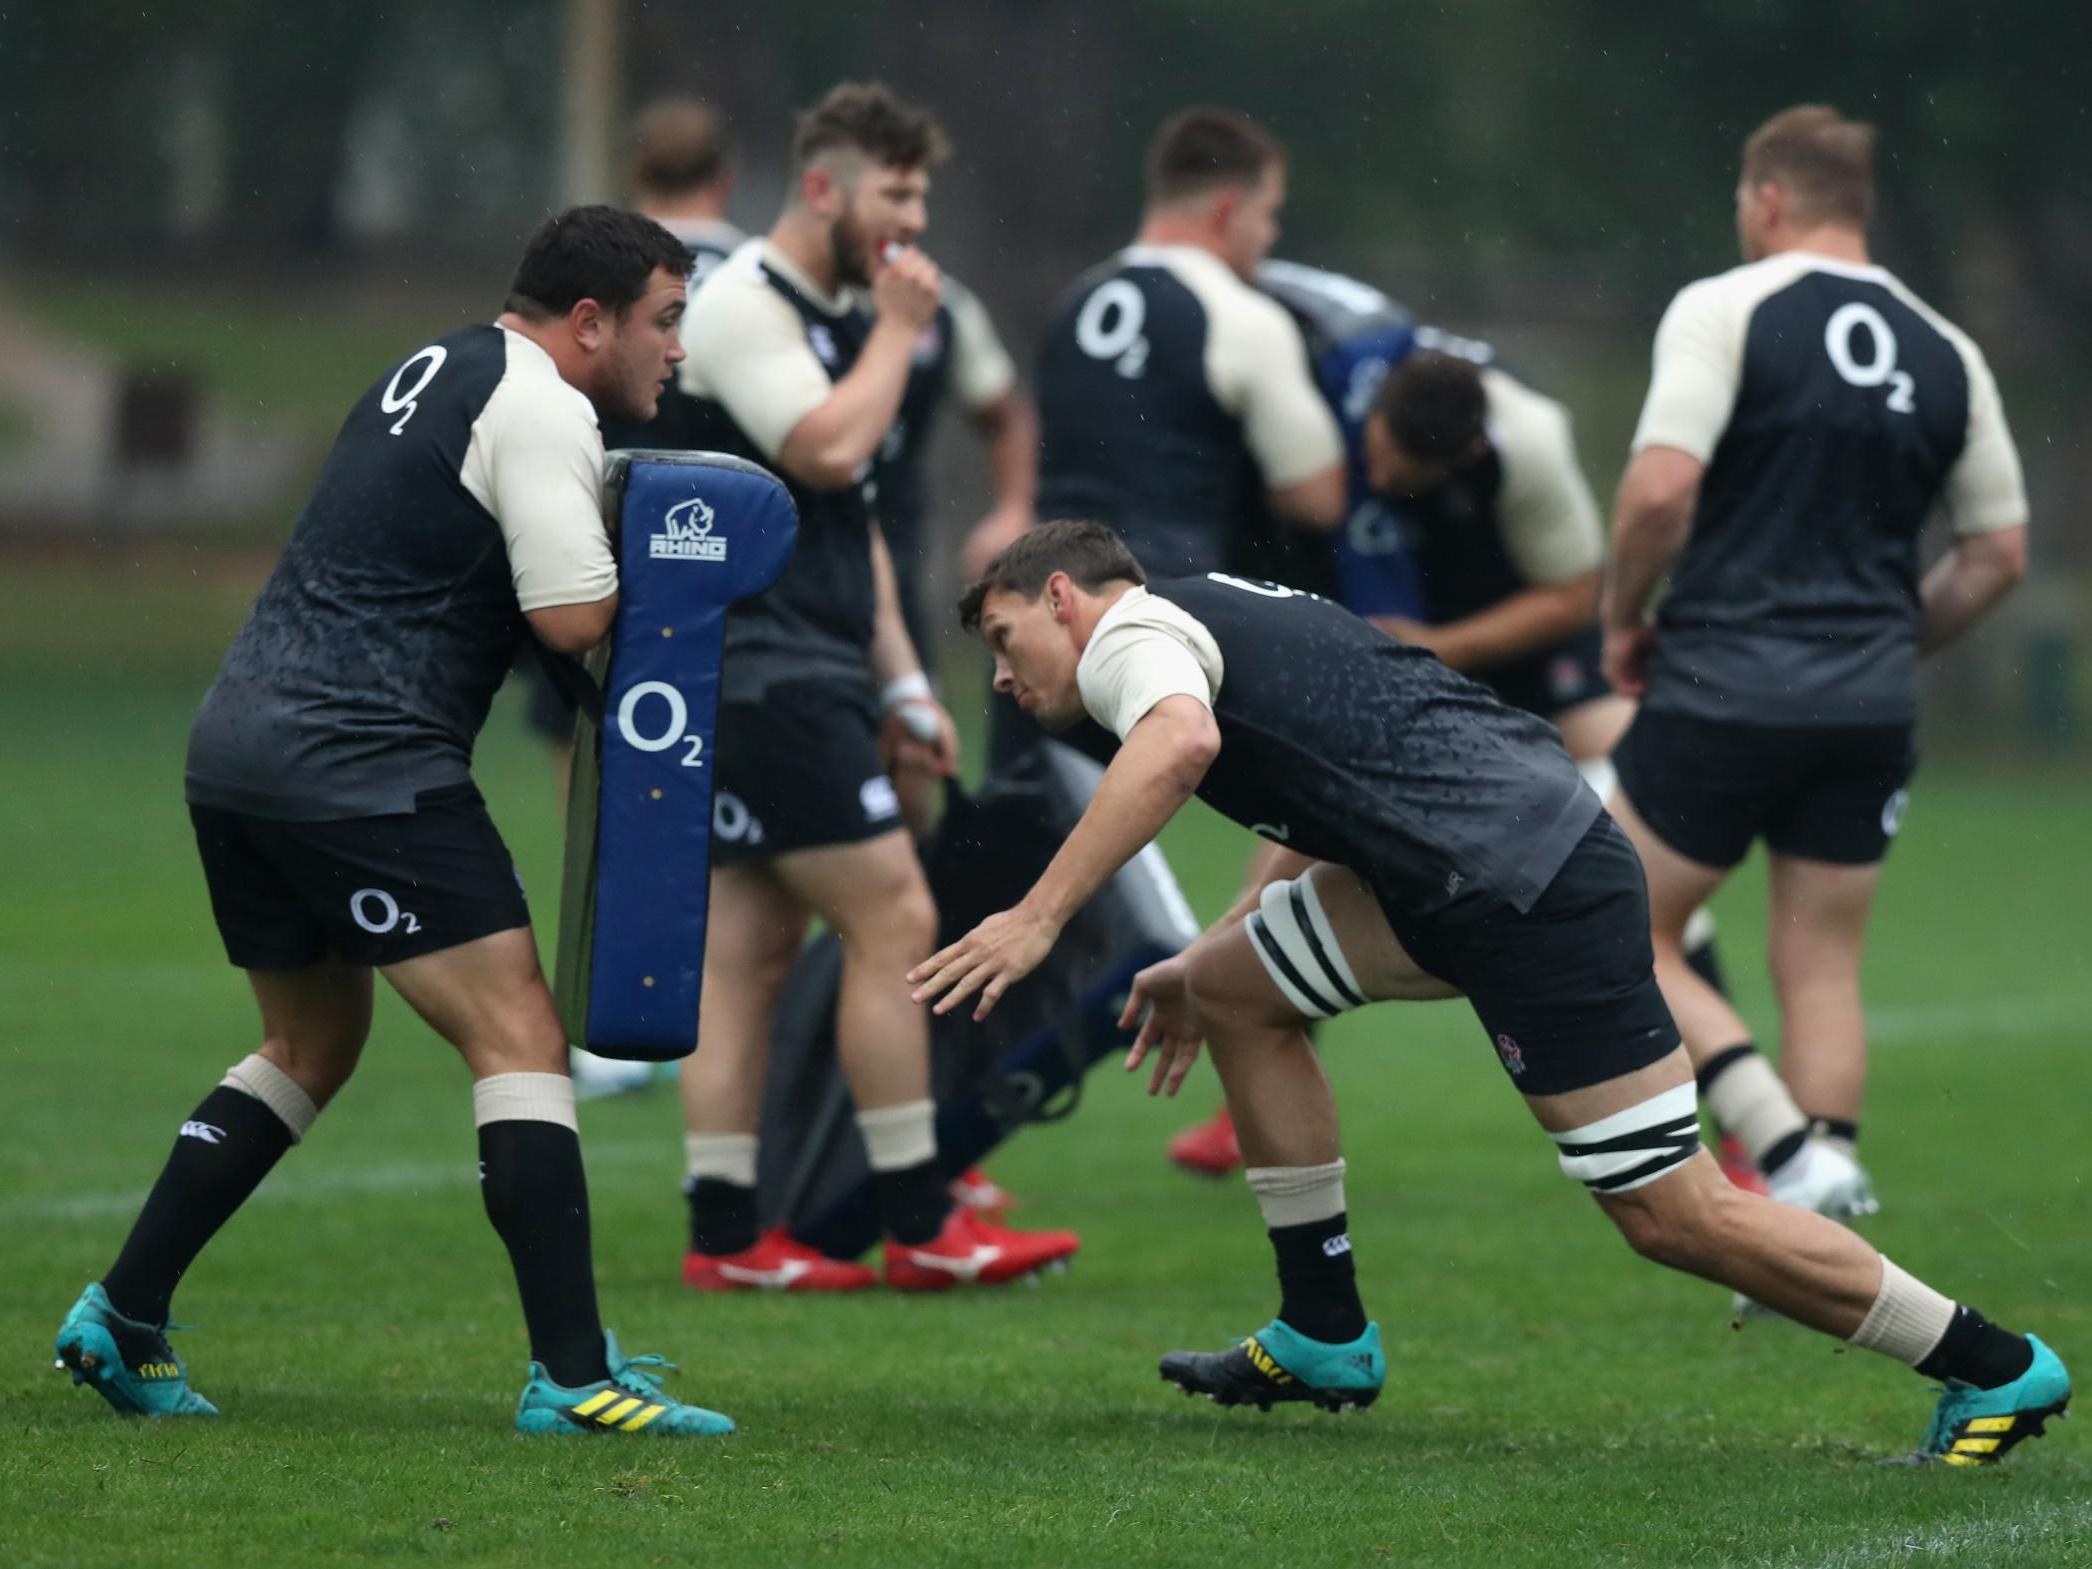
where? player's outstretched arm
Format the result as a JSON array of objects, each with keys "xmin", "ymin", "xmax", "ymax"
[{"xmin": 908, "ymin": 695, "xmax": 1219, "ymax": 1020}]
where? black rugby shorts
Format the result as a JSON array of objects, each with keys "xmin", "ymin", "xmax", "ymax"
[
  {"xmin": 1613, "ymin": 708, "xmax": 1917, "ymax": 869},
  {"xmin": 708, "ymin": 680, "xmax": 906, "ymax": 866},
  {"xmin": 1384, "ymin": 816, "xmax": 1682, "ymax": 1097},
  {"xmin": 190, "ymin": 782, "xmax": 531, "ymax": 969}
]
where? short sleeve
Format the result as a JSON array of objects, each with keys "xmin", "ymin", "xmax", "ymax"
[
  {"xmin": 1209, "ymin": 291, "xmax": 1345, "ymax": 489},
  {"xmin": 944, "ymin": 280, "xmax": 1018, "ymax": 412},
  {"xmin": 462, "ymin": 355, "xmax": 616, "ymax": 611},
  {"xmin": 1489, "ymin": 376, "xmax": 1605, "ymax": 584},
  {"xmin": 1630, "ymin": 278, "xmax": 1745, "ymax": 462},
  {"xmin": 1940, "ymin": 340, "xmax": 2028, "ymax": 536},
  {"xmin": 681, "ymin": 266, "xmax": 835, "ymax": 460}
]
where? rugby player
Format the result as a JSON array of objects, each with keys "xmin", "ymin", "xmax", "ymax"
[
  {"xmin": 670, "ymin": 82, "xmax": 1076, "ymax": 1292},
  {"xmin": 55, "ymin": 208, "xmax": 735, "ymax": 1435},
  {"xmin": 1604, "ymin": 106, "xmax": 2029, "ymax": 1222},
  {"xmin": 1034, "ymin": 106, "xmax": 1346, "ymax": 581},
  {"xmin": 914, "ymin": 520, "xmax": 2068, "ymax": 1465}
]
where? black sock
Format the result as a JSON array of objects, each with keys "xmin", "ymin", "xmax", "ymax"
[
  {"xmin": 1916, "ymin": 1306, "xmax": 2035, "ymax": 1390},
  {"xmin": 684, "ymin": 1176, "xmax": 759, "ymax": 1257},
  {"xmin": 1270, "ymin": 1211, "xmax": 1368, "ymax": 1344},
  {"xmin": 1758, "ymin": 1128, "xmax": 1808, "ymax": 1175},
  {"xmin": 872, "ymin": 1158, "xmax": 951, "ymax": 1247},
  {"xmin": 1684, "ymin": 931, "xmax": 1729, "ymax": 996},
  {"xmin": 102, "ymin": 1085, "xmax": 294, "ymax": 1326},
  {"xmin": 1695, "ymin": 1043, "xmax": 1755, "ymax": 1096},
  {"xmin": 1810, "ymin": 1116, "xmax": 1860, "ymax": 1150},
  {"xmin": 479, "ymin": 1120, "xmax": 608, "ymax": 1389}
]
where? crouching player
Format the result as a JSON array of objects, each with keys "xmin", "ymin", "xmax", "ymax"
[
  {"xmin": 53, "ymin": 208, "xmax": 731, "ymax": 1436},
  {"xmin": 912, "ymin": 519, "xmax": 2069, "ymax": 1464}
]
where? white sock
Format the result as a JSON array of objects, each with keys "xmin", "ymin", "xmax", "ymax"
[
  {"xmin": 856, "ymin": 1099, "xmax": 937, "ymax": 1173},
  {"xmin": 471, "ymin": 1072, "xmax": 577, "ymax": 1131},
  {"xmin": 1245, "ymin": 1160, "xmax": 1347, "ymax": 1229},
  {"xmin": 683, "ymin": 1131, "xmax": 757, "ymax": 1186},
  {"xmin": 1849, "ymin": 1256, "xmax": 1957, "ymax": 1366},
  {"xmin": 1701, "ymin": 1050, "xmax": 1808, "ymax": 1167},
  {"xmin": 220, "ymin": 1054, "xmax": 319, "ymax": 1142}
]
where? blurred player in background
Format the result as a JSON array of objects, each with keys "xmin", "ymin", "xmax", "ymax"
[
  {"xmin": 669, "ymin": 82, "xmax": 1076, "ymax": 1293},
  {"xmin": 920, "ymin": 519, "xmax": 2067, "ymax": 1467},
  {"xmin": 56, "ymin": 208, "xmax": 735, "ymax": 1437},
  {"xmin": 1605, "ymin": 106, "xmax": 2029, "ymax": 1227},
  {"xmin": 1035, "ymin": 106, "xmax": 1345, "ymax": 582}
]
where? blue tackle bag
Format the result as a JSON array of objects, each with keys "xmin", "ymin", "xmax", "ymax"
[{"xmin": 553, "ymin": 450, "xmax": 797, "ymax": 1060}]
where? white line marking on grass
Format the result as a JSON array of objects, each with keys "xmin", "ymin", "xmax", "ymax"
[
  {"xmin": 0, "ymin": 1137, "xmax": 672, "ymax": 1224},
  {"xmin": 1865, "ymin": 992, "xmax": 2092, "ymax": 1045}
]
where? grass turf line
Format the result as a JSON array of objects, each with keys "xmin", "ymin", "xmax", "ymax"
[{"xmin": 1, "ymin": 562, "xmax": 2087, "ymax": 1569}]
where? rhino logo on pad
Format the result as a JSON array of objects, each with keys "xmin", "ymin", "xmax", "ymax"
[{"xmin": 651, "ymin": 496, "xmax": 726, "ymax": 562}]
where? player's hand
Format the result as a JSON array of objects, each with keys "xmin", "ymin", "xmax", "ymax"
[
  {"xmin": 960, "ymin": 503, "xmax": 1034, "ymax": 582},
  {"xmin": 1602, "ymin": 624, "xmax": 1656, "ymax": 698},
  {"xmin": 1120, "ymin": 955, "xmax": 1205, "ymax": 1097},
  {"xmin": 879, "ymin": 697, "xmax": 960, "ymax": 779},
  {"xmin": 908, "ymin": 903, "xmax": 1061, "ymax": 1021},
  {"xmin": 872, "ymin": 245, "xmax": 941, "ymax": 331}
]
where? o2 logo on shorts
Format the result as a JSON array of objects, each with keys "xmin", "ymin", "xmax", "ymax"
[
  {"xmin": 349, "ymin": 888, "xmax": 421, "ymax": 936},
  {"xmin": 616, "ymin": 681, "xmax": 706, "ymax": 768},
  {"xmin": 712, "ymin": 791, "xmax": 765, "ymax": 846},
  {"xmin": 860, "ymin": 776, "xmax": 901, "ymax": 824},
  {"xmin": 1881, "ymin": 788, "xmax": 1911, "ymax": 838}
]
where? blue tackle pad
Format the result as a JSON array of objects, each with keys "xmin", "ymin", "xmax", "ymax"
[{"xmin": 553, "ymin": 450, "xmax": 797, "ymax": 1060}]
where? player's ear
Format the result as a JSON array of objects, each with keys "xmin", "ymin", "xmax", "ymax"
[
  {"xmin": 801, "ymin": 164, "xmax": 839, "ymax": 220},
  {"xmin": 568, "ymin": 297, "xmax": 607, "ymax": 352},
  {"xmin": 1045, "ymin": 571, "xmax": 1074, "ymax": 623}
]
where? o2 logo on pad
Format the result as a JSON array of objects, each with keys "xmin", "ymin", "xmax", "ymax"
[
  {"xmin": 616, "ymin": 681, "xmax": 706, "ymax": 769},
  {"xmin": 650, "ymin": 496, "xmax": 726, "ymax": 562}
]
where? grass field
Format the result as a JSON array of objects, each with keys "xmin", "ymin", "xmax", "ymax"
[{"xmin": 3, "ymin": 553, "xmax": 2089, "ymax": 1569}]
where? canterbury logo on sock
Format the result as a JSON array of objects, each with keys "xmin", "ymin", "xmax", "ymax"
[
  {"xmin": 179, "ymin": 1121, "xmax": 227, "ymax": 1144},
  {"xmin": 1321, "ymin": 1233, "xmax": 1352, "ymax": 1258}
]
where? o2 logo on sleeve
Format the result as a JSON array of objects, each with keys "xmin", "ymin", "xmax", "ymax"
[{"xmin": 616, "ymin": 680, "xmax": 706, "ymax": 769}]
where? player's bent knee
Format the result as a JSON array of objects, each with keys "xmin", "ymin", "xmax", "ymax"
[{"xmin": 1243, "ymin": 874, "xmax": 1368, "ymax": 1023}]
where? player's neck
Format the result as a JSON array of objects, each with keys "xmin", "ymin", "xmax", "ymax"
[
  {"xmin": 768, "ymin": 212, "xmax": 843, "ymax": 298},
  {"xmin": 1762, "ymin": 225, "xmax": 1871, "ymax": 267},
  {"xmin": 1135, "ymin": 212, "xmax": 1226, "ymax": 262},
  {"xmin": 493, "ymin": 313, "xmax": 588, "ymax": 391},
  {"xmin": 1071, "ymin": 581, "xmax": 1140, "ymax": 649}
]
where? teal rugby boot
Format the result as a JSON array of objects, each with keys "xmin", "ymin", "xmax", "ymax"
[
  {"xmin": 1160, "ymin": 1319, "xmax": 1384, "ymax": 1413},
  {"xmin": 53, "ymin": 1282, "xmax": 218, "ymax": 1418},
  {"xmin": 1898, "ymin": 1334, "xmax": 2071, "ymax": 1467},
  {"xmin": 515, "ymin": 1330, "xmax": 735, "ymax": 1437}
]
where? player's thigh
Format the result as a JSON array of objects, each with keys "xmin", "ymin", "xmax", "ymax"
[
  {"xmin": 382, "ymin": 926, "xmax": 567, "ymax": 1076},
  {"xmin": 1553, "ymin": 692, "xmax": 1636, "ymax": 766},
  {"xmin": 1764, "ymin": 851, "xmax": 1882, "ymax": 985},
  {"xmin": 1191, "ymin": 861, "xmax": 1457, "ymax": 1033},
  {"xmin": 1604, "ymin": 790, "xmax": 1727, "ymax": 940},
  {"xmin": 703, "ymin": 860, "xmax": 812, "ymax": 977},
  {"xmin": 773, "ymin": 828, "xmax": 935, "ymax": 956}
]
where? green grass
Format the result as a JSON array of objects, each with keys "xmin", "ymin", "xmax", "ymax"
[{"xmin": 2, "ymin": 556, "xmax": 2089, "ymax": 1569}]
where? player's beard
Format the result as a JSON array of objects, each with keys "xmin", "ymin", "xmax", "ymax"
[{"xmin": 830, "ymin": 207, "xmax": 876, "ymax": 290}]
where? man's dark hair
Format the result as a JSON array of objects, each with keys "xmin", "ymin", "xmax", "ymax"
[
  {"xmin": 628, "ymin": 98, "xmax": 731, "ymax": 199},
  {"xmin": 505, "ymin": 206, "xmax": 694, "ymax": 321},
  {"xmin": 958, "ymin": 520, "xmax": 1146, "ymax": 632},
  {"xmin": 1145, "ymin": 106, "xmax": 1283, "ymax": 207},
  {"xmin": 791, "ymin": 81, "xmax": 950, "ymax": 175},
  {"xmin": 1375, "ymin": 351, "xmax": 1489, "ymax": 464},
  {"xmin": 1742, "ymin": 104, "xmax": 1877, "ymax": 228}
]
